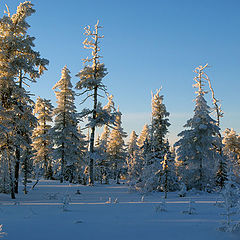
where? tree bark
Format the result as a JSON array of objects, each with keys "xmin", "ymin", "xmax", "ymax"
[
  {"xmin": 7, "ymin": 146, "xmax": 15, "ymax": 199},
  {"xmin": 89, "ymin": 86, "xmax": 98, "ymax": 185},
  {"xmin": 14, "ymin": 146, "xmax": 20, "ymax": 193}
]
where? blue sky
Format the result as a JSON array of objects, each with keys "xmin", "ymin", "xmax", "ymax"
[{"xmin": 1, "ymin": 0, "xmax": 240, "ymax": 143}]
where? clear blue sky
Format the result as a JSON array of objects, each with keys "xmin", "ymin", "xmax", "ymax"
[{"xmin": 1, "ymin": 0, "xmax": 240, "ymax": 143}]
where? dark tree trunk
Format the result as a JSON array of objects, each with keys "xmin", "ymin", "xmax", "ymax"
[
  {"xmin": 8, "ymin": 150, "xmax": 15, "ymax": 199},
  {"xmin": 89, "ymin": 86, "xmax": 98, "ymax": 185},
  {"xmin": 14, "ymin": 147, "xmax": 21, "ymax": 194}
]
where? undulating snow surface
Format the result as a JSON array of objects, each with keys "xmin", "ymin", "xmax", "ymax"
[{"xmin": 0, "ymin": 180, "xmax": 239, "ymax": 240}]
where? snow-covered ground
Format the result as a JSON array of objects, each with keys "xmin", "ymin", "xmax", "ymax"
[{"xmin": 0, "ymin": 180, "xmax": 239, "ymax": 240}]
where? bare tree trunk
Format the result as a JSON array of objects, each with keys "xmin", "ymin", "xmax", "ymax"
[
  {"xmin": 14, "ymin": 146, "xmax": 20, "ymax": 194},
  {"xmin": 23, "ymin": 148, "xmax": 29, "ymax": 194},
  {"xmin": 14, "ymin": 71, "xmax": 23, "ymax": 194},
  {"xmin": 60, "ymin": 143, "xmax": 65, "ymax": 183},
  {"xmin": 199, "ymin": 156, "xmax": 203, "ymax": 191},
  {"xmin": 7, "ymin": 147, "xmax": 15, "ymax": 199},
  {"xmin": 44, "ymin": 154, "xmax": 48, "ymax": 179},
  {"xmin": 164, "ymin": 159, "xmax": 168, "ymax": 199},
  {"xmin": 115, "ymin": 160, "xmax": 120, "ymax": 184},
  {"xmin": 89, "ymin": 86, "xmax": 98, "ymax": 185}
]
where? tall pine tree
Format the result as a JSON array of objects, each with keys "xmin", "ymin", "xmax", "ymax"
[
  {"xmin": 174, "ymin": 65, "xmax": 221, "ymax": 191},
  {"xmin": 107, "ymin": 109, "xmax": 126, "ymax": 184},
  {"xmin": 32, "ymin": 97, "xmax": 53, "ymax": 179},
  {"xmin": 52, "ymin": 66, "xmax": 81, "ymax": 183},
  {"xmin": 126, "ymin": 131, "xmax": 142, "ymax": 185},
  {"xmin": 0, "ymin": 2, "xmax": 48, "ymax": 197},
  {"xmin": 76, "ymin": 21, "xmax": 116, "ymax": 185},
  {"xmin": 137, "ymin": 89, "xmax": 171, "ymax": 192}
]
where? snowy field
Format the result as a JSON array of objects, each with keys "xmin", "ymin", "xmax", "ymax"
[{"xmin": 0, "ymin": 180, "xmax": 239, "ymax": 240}]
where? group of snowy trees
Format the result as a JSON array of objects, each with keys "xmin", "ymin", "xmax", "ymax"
[
  {"xmin": 125, "ymin": 64, "xmax": 239, "ymax": 196},
  {"xmin": 0, "ymin": 2, "xmax": 239, "ymax": 200},
  {"xmin": 0, "ymin": 2, "xmax": 117, "ymax": 198}
]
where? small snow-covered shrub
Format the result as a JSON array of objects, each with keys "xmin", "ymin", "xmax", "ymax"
[
  {"xmin": 178, "ymin": 183, "xmax": 186, "ymax": 197},
  {"xmin": 155, "ymin": 197, "xmax": 167, "ymax": 212},
  {"xmin": 182, "ymin": 199, "xmax": 196, "ymax": 215},
  {"xmin": 62, "ymin": 194, "xmax": 71, "ymax": 211},
  {"xmin": 218, "ymin": 169, "xmax": 240, "ymax": 232}
]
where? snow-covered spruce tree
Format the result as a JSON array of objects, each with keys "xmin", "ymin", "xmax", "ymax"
[
  {"xmin": 219, "ymin": 166, "xmax": 240, "ymax": 232},
  {"xmin": 0, "ymin": 49, "xmax": 19, "ymax": 198},
  {"xmin": 137, "ymin": 124, "xmax": 150, "ymax": 150},
  {"xmin": 134, "ymin": 124, "xmax": 150, "ymax": 184},
  {"xmin": 95, "ymin": 125, "xmax": 110, "ymax": 184},
  {"xmin": 159, "ymin": 151, "xmax": 179, "ymax": 198},
  {"xmin": 76, "ymin": 21, "xmax": 116, "ymax": 185},
  {"xmin": 52, "ymin": 66, "xmax": 82, "ymax": 183},
  {"xmin": 0, "ymin": 126, "xmax": 15, "ymax": 198},
  {"xmin": 0, "ymin": 42, "xmax": 17, "ymax": 198},
  {"xmin": 151, "ymin": 88, "xmax": 171, "ymax": 159},
  {"xmin": 136, "ymin": 89, "xmax": 171, "ymax": 192},
  {"xmin": 223, "ymin": 128, "xmax": 240, "ymax": 178},
  {"xmin": 8, "ymin": 2, "xmax": 48, "ymax": 192},
  {"xmin": 0, "ymin": 2, "xmax": 48, "ymax": 195},
  {"xmin": 126, "ymin": 131, "xmax": 142, "ymax": 185},
  {"xmin": 174, "ymin": 65, "xmax": 221, "ymax": 191},
  {"xmin": 161, "ymin": 154, "xmax": 169, "ymax": 199},
  {"xmin": 32, "ymin": 97, "xmax": 53, "ymax": 179},
  {"xmin": 107, "ymin": 109, "xmax": 126, "ymax": 184}
]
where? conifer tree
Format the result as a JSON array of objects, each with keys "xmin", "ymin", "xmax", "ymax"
[
  {"xmin": 107, "ymin": 110, "xmax": 126, "ymax": 184},
  {"xmin": 135, "ymin": 124, "xmax": 150, "ymax": 183},
  {"xmin": 151, "ymin": 89, "xmax": 170, "ymax": 158},
  {"xmin": 9, "ymin": 2, "xmax": 48, "ymax": 193},
  {"xmin": 137, "ymin": 124, "xmax": 150, "ymax": 150},
  {"xmin": 161, "ymin": 154, "xmax": 169, "ymax": 198},
  {"xmin": 127, "ymin": 131, "xmax": 142, "ymax": 184},
  {"xmin": 223, "ymin": 128, "xmax": 240, "ymax": 175},
  {"xmin": 174, "ymin": 65, "xmax": 221, "ymax": 191},
  {"xmin": 137, "ymin": 89, "xmax": 171, "ymax": 192},
  {"xmin": 97, "ymin": 125, "xmax": 111, "ymax": 184},
  {"xmin": 32, "ymin": 97, "xmax": 53, "ymax": 179},
  {"xmin": 0, "ymin": 2, "xmax": 48, "ymax": 196},
  {"xmin": 52, "ymin": 66, "xmax": 82, "ymax": 183},
  {"xmin": 158, "ymin": 150, "xmax": 179, "ymax": 197},
  {"xmin": 76, "ymin": 21, "xmax": 116, "ymax": 185},
  {"xmin": 75, "ymin": 126, "xmax": 88, "ymax": 184},
  {"xmin": 219, "ymin": 166, "xmax": 240, "ymax": 232},
  {"xmin": 223, "ymin": 128, "xmax": 240, "ymax": 162},
  {"xmin": 127, "ymin": 131, "xmax": 139, "ymax": 157}
]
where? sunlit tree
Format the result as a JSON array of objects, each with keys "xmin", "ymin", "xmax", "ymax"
[
  {"xmin": 53, "ymin": 66, "xmax": 81, "ymax": 183},
  {"xmin": 0, "ymin": 2, "xmax": 48, "ymax": 198},
  {"xmin": 32, "ymin": 97, "xmax": 53, "ymax": 179},
  {"xmin": 107, "ymin": 109, "xmax": 126, "ymax": 184},
  {"xmin": 76, "ymin": 21, "xmax": 116, "ymax": 184},
  {"xmin": 175, "ymin": 64, "xmax": 221, "ymax": 190}
]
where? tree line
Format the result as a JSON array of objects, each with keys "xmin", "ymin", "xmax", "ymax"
[{"xmin": 0, "ymin": 2, "xmax": 239, "ymax": 199}]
